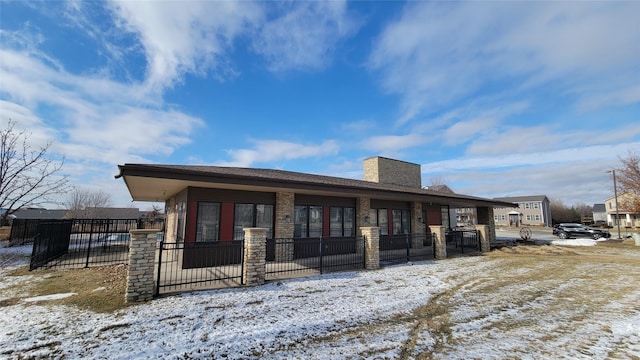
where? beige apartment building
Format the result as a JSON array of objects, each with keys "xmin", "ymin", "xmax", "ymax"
[{"xmin": 492, "ymin": 195, "xmax": 552, "ymax": 227}]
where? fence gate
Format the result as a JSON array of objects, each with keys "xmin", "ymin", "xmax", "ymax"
[
  {"xmin": 445, "ymin": 229, "xmax": 480, "ymax": 256},
  {"xmin": 156, "ymin": 241, "xmax": 244, "ymax": 295}
]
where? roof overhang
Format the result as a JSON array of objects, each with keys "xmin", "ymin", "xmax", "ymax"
[{"xmin": 116, "ymin": 164, "xmax": 517, "ymax": 208}]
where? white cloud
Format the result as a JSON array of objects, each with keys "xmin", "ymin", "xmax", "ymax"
[
  {"xmin": 369, "ymin": 1, "xmax": 640, "ymax": 125},
  {"xmin": 252, "ymin": 0, "xmax": 358, "ymax": 72},
  {"xmin": 108, "ymin": 0, "xmax": 263, "ymax": 91},
  {"xmin": 220, "ymin": 139, "xmax": 340, "ymax": 167},
  {"xmin": 361, "ymin": 133, "xmax": 426, "ymax": 154}
]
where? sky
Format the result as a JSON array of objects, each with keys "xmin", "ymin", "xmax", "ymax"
[{"xmin": 1, "ymin": 0, "xmax": 639, "ymax": 210}]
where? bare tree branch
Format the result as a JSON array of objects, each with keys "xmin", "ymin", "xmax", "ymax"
[
  {"xmin": 0, "ymin": 120, "xmax": 70, "ymax": 220},
  {"xmin": 617, "ymin": 149, "xmax": 640, "ymax": 213}
]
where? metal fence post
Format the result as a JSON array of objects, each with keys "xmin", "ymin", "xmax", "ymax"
[
  {"xmin": 156, "ymin": 240, "xmax": 163, "ymax": 297},
  {"xmin": 319, "ymin": 236, "xmax": 324, "ymax": 274},
  {"xmin": 405, "ymin": 233, "xmax": 410, "ymax": 261}
]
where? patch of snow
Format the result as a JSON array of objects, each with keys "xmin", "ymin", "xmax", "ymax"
[
  {"xmin": 23, "ymin": 293, "xmax": 77, "ymax": 302},
  {"xmin": 551, "ymin": 238, "xmax": 597, "ymax": 246}
]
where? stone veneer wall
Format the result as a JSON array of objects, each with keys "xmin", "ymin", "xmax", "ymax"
[
  {"xmin": 243, "ymin": 228, "xmax": 267, "ymax": 286},
  {"xmin": 363, "ymin": 157, "xmax": 421, "ymax": 188},
  {"xmin": 361, "ymin": 227, "xmax": 380, "ymax": 270},
  {"xmin": 411, "ymin": 201, "xmax": 425, "ymax": 248},
  {"xmin": 164, "ymin": 197, "xmax": 176, "ymax": 242},
  {"xmin": 429, "ymin": 225, "xmax": 447, "ymax": 260},
  {"xmin": 356, "ymin": 196, "xmax": 371, "ymax": 236},
  {"xmin": 476, "ymin": 206, "xmax": 496, "ymax": 251},
  {"xmin": 275, "ymin": 192, "xmax": 294, "ymax": 239},
  {"xmin": 126, "ymin": 229, "xmax": 161, "ymax": 303}
]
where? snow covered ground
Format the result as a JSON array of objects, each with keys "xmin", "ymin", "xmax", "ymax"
[{"xmin": 1, "ymin": 242, "xmax": 639, "ymax": 359}]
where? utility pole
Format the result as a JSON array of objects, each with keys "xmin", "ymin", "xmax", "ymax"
[{"xmin": 608, "ymin": 170, "xmax": 622, "ymax": 239}]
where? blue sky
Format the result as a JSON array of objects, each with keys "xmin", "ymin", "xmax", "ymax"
[{"xmin": 1, "ymin": 1, "xmax": 639, "ymax": 210}]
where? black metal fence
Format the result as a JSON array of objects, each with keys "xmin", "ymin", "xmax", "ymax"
[
  {"xmin": 29, "ymin": 219, "xmax": 138, "ymax": 270},
  {"xmin": 266, "ymin": 236, "xmax": 365, "ymax": 280},
  {"xmin": 156, "ymin": 241, "xmax": 244, "ymax": 295},
  {"xmin": 379, "ymin": 233, "xmax": 435, "ymax": 266},
  {"xmin": 9, "ymin": 219, "xmax": 41, "ymax": 245},
  {"xmin": 446, "ymin": 229, "xmax": 480, "ymax": 255}
]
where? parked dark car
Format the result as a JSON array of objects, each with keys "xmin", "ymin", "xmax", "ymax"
[{"xmin": 552, "ymin": 223, "xmax": 611, "ymax": 240}]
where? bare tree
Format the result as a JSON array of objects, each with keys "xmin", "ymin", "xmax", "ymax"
[
  {"xmin": 65, "ymin": 187, "xmax": 113, "ymax": 218},
  {"xmin": 428, "ymin": 176, "xmax": 446, "ymax": 186},
  {"xmin": 0, "ymin": 120, "xmax": 69, "ymax": 221},
  {"xmin": 617, "ymin": 150, "xmax": 640, "ymax": 213}
]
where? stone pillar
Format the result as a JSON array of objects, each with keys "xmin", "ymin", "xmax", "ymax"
[
  {"xmin": 476, "ymin": 206, "xmax": 496, "ymax": 250},
  {"xmin": 275, "ymin": 192, "xmax": 294, "ymax": 238},
  {"xmin": 475, "ymin": 225, "xmax": 491, "ymax": 252},
  {"xmin": 274, "ymin": 192, "xmax": 295, "ymax": 261},
  {"xmin": 429, "ymin": 225, "xmax": 447, "ymax": 260},
  {"xmin": 411, "ymin": 201, "xmax": 424, "ymax": 248},
  {"xmin": 164, "ymin": 197, "xmax": 176, "ymax": 242},
  {"xmin": 361, "ymin": 227, "xmax": 380, "ymax": 270},
  {"xmin": 126, "ymin": 229, "xmax": 161, "ymax": 303},
  {"xmin": 243, "ymin": 228, "xmax": 267, "ymax": 286},
  {"xmin": 356, "ymin": 196, "xmax": 371, "ymax": 236}
]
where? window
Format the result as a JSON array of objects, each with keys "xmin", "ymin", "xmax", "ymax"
[
  {"xmin": 494, "ymin": 215, "xmax": 499, "ymax": 221},
  {"xmin": 294, "ymin": 205, "xmax": 323, "ymax": 238},
  {"xmin": 196, "ymin": 202, "xmax": 220, "ymax": 242},
  {"xmin": 535, "ymin": 215, "xmax": 541, "ymax": 221},
  {"xmin": 368, "ymin": 208, "xmax": 389, "ymax": 235},
  {"xmin": 534, "ymin": 202, "xmax": 539, "ymax": 209},
  {"xmin": 526, "ymin": 215, "xmax": 531, "ymax": 221},
  {"xmin": 392, "ymin": 209, "xmax": 410, "ymax": 234},
  {"xmin": 330, "ymin": 207, "xmax": 355, "ymax": 237},
  {"xmin": 233, "ymin": 204, "xmax": 274, "ymax": 240},
  {"xmin": 525, "ymin": 203, "xmax": 531, "ymax": 209}
]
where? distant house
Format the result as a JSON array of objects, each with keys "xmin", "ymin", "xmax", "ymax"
[
  {"xmin": 604, "ymin": 192, "xmax": 640, "ymax": 228},
  {"xmin": 592, "ymin": 204, "xmax": 607, "ymax": 224},
  {"xmin": 12, "ymin": 208, "xmax": 69, "ymax": 220},
  {"xmin": 492, "ymin": 195, "xmax": 552, "ymax": 227},
  {"xmin": 66, "ymin": 207, "xmax": 140, "ymax": 219}
]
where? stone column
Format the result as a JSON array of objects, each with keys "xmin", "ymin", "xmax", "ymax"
[
  {"xmin": 274, "ymin": 192, "xmax": 294, "ymax": 261},
  {"xmin": 475, "ymin": 225, "xmax": 491, "ymax": 252},
  {"xmin": 356, "ymin": 197, "xmax": 371, "ymax": 236},
  {"xmin": 164, "ymin": 197, "xmax": 176, "ymax": 242},
  {"xmin": 126, "ymin": 229, "xmax": 161, "ymax": 303},
  {"xmin": 476, "ymin": 206, "xmax": 496, "ymax": 250},
  {"xmin": 361, "ymin": 227, "xmax": 380, "ymax": 270},
  {"xmin": 243, "ymin": 228, "xmax": 267, "ymax": 286},
  {"xmin": 411, "ymin": 201, "xmax": 424, "ymax": 248},
  {"xmin": 429, "ymin": 225, "xmax": 447, "ymax": 260}
]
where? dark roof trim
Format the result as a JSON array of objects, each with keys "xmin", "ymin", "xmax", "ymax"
[{"xmin": 117, "ymin": 164, "xmax": 517, "ymax": 208}]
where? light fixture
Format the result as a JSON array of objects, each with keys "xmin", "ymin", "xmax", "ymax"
[
  {"xmin": 284, "ymin": 214, "xmax": 291, "ymax": 223},
  {"xmin": 364, "ymin": 215, "xmax": 370, "ymax": 224},
  {"xmin": 418, "ymin": 217, "xmax": 423, "ymax": 224}
]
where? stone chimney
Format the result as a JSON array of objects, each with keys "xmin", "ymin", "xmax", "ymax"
[{"xmin": 363, "ymin": 156, "xmax": 422, "ymax": 188}]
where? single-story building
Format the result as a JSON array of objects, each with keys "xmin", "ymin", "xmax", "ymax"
[{"xmin": 116, "ymin": 157, "xmax": 515, "ymax": 247}]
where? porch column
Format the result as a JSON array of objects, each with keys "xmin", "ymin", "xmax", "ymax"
[
  {"xmin": 275, "ymin": 192, "xmax": 294, "ymax": 261},
  {"xmin": 429, "ymin": 225, "xmax": 447, "ymax": 260},
  {"xmin": 164, "ymin": 197, "xmax": 176, "ymax": 242},
  {"xmin": 361, "ymin": 227, "xmax": 380, "ymax": 270},
  {"xmin": 356, "ymin": 197, "xmax": 371, "ymax": 255},
  {"xmin": 126, "ymin": 229, "xmax": 161, "ymax": 303},
  {"xmin": 243, "ymin": 228, "xmax": 267, "ymax": 286},
  {"xmin": 411, "ymin": 201, "xmax": 424, "ymax": 248},
  {"xmin": 475, "ymin": 225, "xmax": 491, "ymax": 252},
  {"xmin": 476, "ymin": 206, "xmax": 496, "ymax": 247}
]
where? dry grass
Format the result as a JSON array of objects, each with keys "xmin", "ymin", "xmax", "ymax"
[
  {"xmin": 3, "ymin": 264, "xmax": 129, "ymax": 313},
  {"xmin": 0, "ymin": 227, "xmax": 10, "ymax": 241}
]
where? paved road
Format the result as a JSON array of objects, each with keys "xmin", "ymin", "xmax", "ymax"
[{"xmin": 495, "ymin": 227, "xmax": 557, "ymax": 243}]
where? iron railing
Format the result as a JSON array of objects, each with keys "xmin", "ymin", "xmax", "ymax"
[
  {"xmin": 379, "ymin": 233, "xmax": 435, "ymax": 266},
  {"xmin": 445, "ymin": 229, "xmax": 480, "ymax": 255},
  {"xmin": 265, "ymin": 236, "xmax": 365, "ymax": 280},
  {"xmin": 156, "ymin": 240, "xmax": 244, "ymax": 295},
  {"xmin": 9, "ymin": 219, "xmax": 41, "ymax": 245},
  {"xmin": 29, "ymin": 219, "xmax": 138, "ymax": 270}
]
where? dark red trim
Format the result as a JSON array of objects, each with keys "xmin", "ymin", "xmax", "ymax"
[
  {"xmin": 220, "ymin": 202, "xmax": 234, "ymax": 241},
  {"xmin": 186, "ymin": 201, "xmax": 198, "ymax": 244}
]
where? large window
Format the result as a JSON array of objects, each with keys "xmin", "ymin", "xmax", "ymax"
[
  {"xmin": 176, "ymin": 201, "xmax": 186, "ymax": 242},
  {"xmin": 368, "ymin": 208, "xmax": 389, "ymax": 235},
  {"xmin": 294, "ymin": 205, "xmax": 323, "ymax": 238},
  {"xmin": 330, "ymin": 207, "xmax": 355, "ymax": 237},
  {"xmin": 196, "ymin": 202, "xmax": 220, "ymax": 242},
  {"xmin": 392, "ymin": 209, "xmax": 410, "ymax": 234},
  {"xmin": 234, "ymin": 204, "xmax": 274, "ymax": 240}
]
